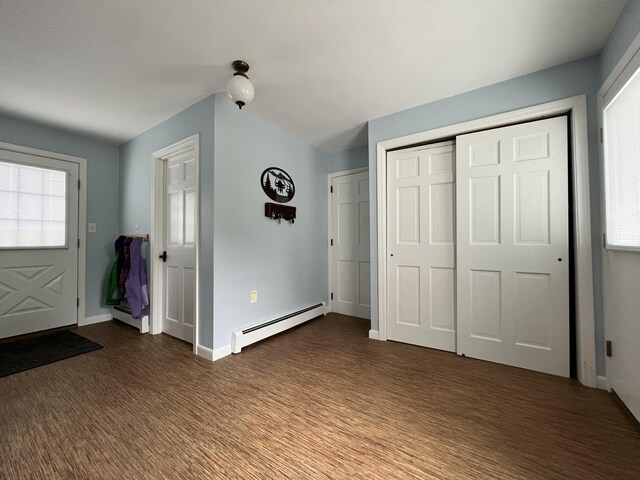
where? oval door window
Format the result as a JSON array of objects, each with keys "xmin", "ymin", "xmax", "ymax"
[{"xmin": 261, "ymin": 167, "xmax": 295, "ymax": 203}]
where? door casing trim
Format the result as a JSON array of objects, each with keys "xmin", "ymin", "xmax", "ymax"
[{"xmin": 375, "ymin": 95, "xmax": 596, "ymax": 387}]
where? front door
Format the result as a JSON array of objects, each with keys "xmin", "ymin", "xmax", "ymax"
[
  {"xmin": 160, "ymin": 144, "xmax": 197, "ymax": 343},
  {"xmin": 0, "ymin": 149, "xmax": 79, "ymax": 339}
]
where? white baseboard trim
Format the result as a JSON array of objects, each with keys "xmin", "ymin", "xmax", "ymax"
[
  {"xmin": 196, "ymin": 344, "xmax": 214, "ymax": 361},
  {"xmin": 213, "ymin": 344, "xmax": 232, "ymax": 361},
  {"xmin": 597, "ymin": 375, "xmax": 610, "ymax": 391},
  {"xmin": 79, "ymin": 313, "xmax": 112, "ymax": 326},
  {"xmin": 196, "ymin": 344, "xmax": 232, "ymax": 361},
  {"xmin": 369, "ymin": 329, "xmax": 380, "ymax": 340}
]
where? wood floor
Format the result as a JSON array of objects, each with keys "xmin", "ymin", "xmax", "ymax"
[{"xmin": 1, "ymin": 314, "xmax": 639, "ymax": 479}]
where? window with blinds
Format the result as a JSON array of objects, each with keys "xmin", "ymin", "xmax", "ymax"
[
  {"xmin": 603, "ymin": 66, "xmax": 640, "ymax": 250},
  {"xmin": 0, "ymin": 161, "xmax": 67, "ymax": 248}
]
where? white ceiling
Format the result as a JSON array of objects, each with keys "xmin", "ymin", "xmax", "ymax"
[{"xmin": 0, "ymin": 0, "xmax": 626, "ymax": 153}]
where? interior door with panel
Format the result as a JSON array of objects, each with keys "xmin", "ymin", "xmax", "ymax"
[
  {"xmin": 387, "ymin": 141, "xmax": 456, "ymax": 352},
  {"xmin": 0, "ymin": 150, "xmax": 78, "ymax": 339},
  {"xmin": 161, "ymin": 148, "xmax": 196, "ymax": 343},
  {"xmin": 456, "ymin": 116, "xmax": 569, "ymax": 376},
  {"xmin": 331, "ymin": 171, "xmax": 371, "ymax": 319}
]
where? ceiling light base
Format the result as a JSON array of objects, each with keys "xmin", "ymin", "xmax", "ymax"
[{"xmin": 232, "ymin": 60, "xmax": 250, "ymax": 74}]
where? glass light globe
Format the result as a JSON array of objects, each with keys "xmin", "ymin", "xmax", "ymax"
[{"xmin": 226, "ymin": 75, "xmax": 255, "ymax": 109}]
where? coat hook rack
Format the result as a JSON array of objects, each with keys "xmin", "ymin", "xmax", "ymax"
[{"xmin": 265, "ymin": 203, "xmax": 296, "ymax": 224}]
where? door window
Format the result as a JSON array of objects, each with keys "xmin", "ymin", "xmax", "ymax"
[{"xmin": 0, "ymin": 161, "xmax": 67, "ymax": 248}]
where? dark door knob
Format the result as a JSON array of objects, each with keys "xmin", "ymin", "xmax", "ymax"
[{"xmin": 159, "ymin": 251, "xmax": 167, "ymax": 262}]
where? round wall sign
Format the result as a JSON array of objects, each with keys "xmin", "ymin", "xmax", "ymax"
[{"xmin": 261, "ymin": 167, "xmax": 295, "ymax": 203}]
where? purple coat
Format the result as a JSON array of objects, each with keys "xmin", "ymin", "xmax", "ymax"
[{"xmin": 125, "ymin": 237, "xmax": 149, "ymax": 318}]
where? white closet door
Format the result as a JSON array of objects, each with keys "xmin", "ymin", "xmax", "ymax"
[
  {"xmin": 456, "ymin": 116, "xmax": 569, "ymax": 376},
  {"xmin": 162, "ymin": 149, "xmax": 196, "ymax": 344},
  {"xmin": 387, "ymin": 141, "xmax": 456, "ymax": 352},
  {"xmin": 331, "ymin": 171, "xmax": 371, "ymax": 319}
]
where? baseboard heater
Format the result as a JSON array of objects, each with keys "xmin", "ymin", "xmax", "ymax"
[{"xmin": 232, "ymin": 302, "xmax": 326, "ymax": 354}]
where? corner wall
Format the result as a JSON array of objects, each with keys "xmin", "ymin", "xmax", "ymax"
[
  {"xmin": 600, "ymin": 0, "xmax": 640, "ymax": 83},
  {"xmin": 118, "ymin": 96, "xmax": 215, "ymax": 348},
  {"xmin": 0, "ymin": 115, "xmax": 119, "ymax": 318},
  {"xmin": 212, "ymin": 94, "xmax": 327, "ymax": 350},
  {"xmin": 325, "ymin": 145, "xmax": 369, "ymax": 173},
  {"xmin": 367, "ymin": 56, "xmax": 605, "ymax": 373}
]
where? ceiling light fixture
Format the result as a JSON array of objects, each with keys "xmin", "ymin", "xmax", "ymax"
[{"xmin": 226, "ymin": 60, "xmax": 254, "ymax": 110}]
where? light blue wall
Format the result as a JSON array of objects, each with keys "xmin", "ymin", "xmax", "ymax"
[
  {"xmin": 0, "ymin": 115, "xmax": 119, "ymax": 318},
  {"xmin": 600, "ymin": 0, "xmax": 640, "ymax": 83},
  {"xmin": 213, "ymin": 94, "xmax": 327, "ymax": 350},
  {"xmin": 325, "ymin": 145, "xmax": 369, "ymax": 173},
  {"xmin": 118, "ymin": 96, "xmax": 215, "ymax": 348},
  {"xmin": 117, "ymin": 93, "xmax": 328, "ymax": 351},
  {"xmin": 367, "ymin": 56, "xmax": 606, "ymax": 373}
]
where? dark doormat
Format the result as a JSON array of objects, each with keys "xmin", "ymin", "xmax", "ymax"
[{"xmin": 0, "ymin": 330, "xmax": 103, "ymax": 378}]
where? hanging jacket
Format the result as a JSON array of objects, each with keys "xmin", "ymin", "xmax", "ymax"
[
  {"xmin": 105, "ymin": 252, "xmax": 121, "ymax": 305},
  {"xmin": 106, "ymin": 236, "xmax": 126, "ymax": 305},
  {"xmin": 125, "ymin": 237, "xmax": 149, "ymax": 319},
  {"xmin": 118, "ymin": 236, "xmax": 133, "ymax": 296}
]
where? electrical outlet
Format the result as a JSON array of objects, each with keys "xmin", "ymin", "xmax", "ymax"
[
  {"xmin": 88, "ymin": 223, "xmax": 97, "ymax": 233},
  {"xmin": 250, "ymin": 290, "xmax": 258, "ymax": 303}
]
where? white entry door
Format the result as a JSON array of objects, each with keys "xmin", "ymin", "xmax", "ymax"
[
  {"xmin": 331, "ymin": 170, "xmax": 371, "ymax": 319},
  {"xmin": 386, "ymin": 141, "xmax": 456, "ymax": 351},
  {"xmin": 456, "ymin": 116, "xmax": 569, "ymax": 376},
  {"xmin": 160, "ymin": 145, "xmax": 197, "ymax": 343},
  {"xmin": 0, "ymin": 150, "xmax": 79, "ymax": 339}
]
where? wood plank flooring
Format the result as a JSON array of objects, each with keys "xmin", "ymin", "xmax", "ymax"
[{"xmin": 1, "ymin": 313, "xmax": 639, "ymax": 479}]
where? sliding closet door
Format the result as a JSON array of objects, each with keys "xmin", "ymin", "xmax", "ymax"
[
  {"xmin": 456, "ymin": 116, "xmax": 569, "ymax": 376},
  {"xmin": 387, "ymin": 141, "xmax": 456, "ymax": 352}
]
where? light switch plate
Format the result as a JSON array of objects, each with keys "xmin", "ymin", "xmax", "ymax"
[
  {"xmin": 88, "ymin": 223, "xmax": 97, "ymax": 233},
  {"xmin": 250, "ymin": 290, "xmax": 258, "ymax": 303}
]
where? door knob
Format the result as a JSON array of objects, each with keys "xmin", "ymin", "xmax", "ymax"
[{"xmin": 159, "ymin": 251, "xmax": 167, "ymax": 262}]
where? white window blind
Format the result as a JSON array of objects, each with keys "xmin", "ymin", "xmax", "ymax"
[
  {"xmin": 604, "ymin": 66, "xmax": 640, "ymax": 249},
  {"xmin": 0, "ymin": 161, "xmax": 67, "ymax": 248}
]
